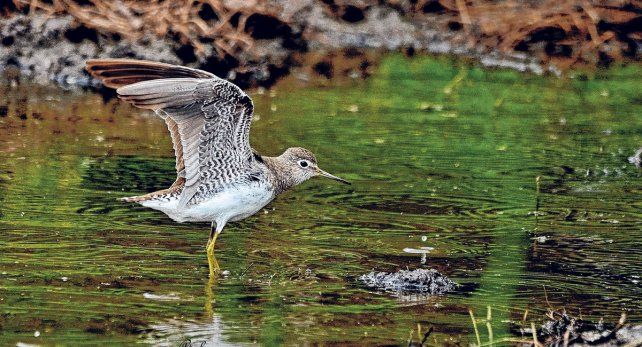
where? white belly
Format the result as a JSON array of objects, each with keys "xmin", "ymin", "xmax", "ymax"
[{"xmin": 140, "ymin": 184, "xmax": 274, "ymax": 224}]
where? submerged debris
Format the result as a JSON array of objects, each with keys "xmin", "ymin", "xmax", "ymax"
[
  {"xmin": 521, "ymin": 311, "xmax": 642, "ymax": 347},
  {"xmin": 360, "ymin": 268, "xmax": 456, "ymax": 295},
  {"xmin": 628, "ymin": 147, "xmax": 642, "ymax": 169}
]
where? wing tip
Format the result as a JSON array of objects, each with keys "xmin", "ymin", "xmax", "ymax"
[{"xmin": 85, "ymin": 59, "xmax": 171, "ymax": 90}]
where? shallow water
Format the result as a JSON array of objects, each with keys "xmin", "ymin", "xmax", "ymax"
[{"xmin": 0, "ymin": 55, "xmax": 641, "ymax": 346}]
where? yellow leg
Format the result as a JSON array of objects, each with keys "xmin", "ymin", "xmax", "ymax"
[
  {"xmin": 204, "ymin": 252, "xmax": 218, "ymax": 317},
  {"xmin": 206, "ymin": 232, "xmax": 220, "ymax": 278},
  {"xmin": 205, "ymin": 222, "xmax": 221, "ymax": 316}
]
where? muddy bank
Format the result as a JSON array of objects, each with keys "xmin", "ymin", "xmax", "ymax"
[{"xmin": 2, "ymin": 1, "xmax": 640, "ymax": 88}]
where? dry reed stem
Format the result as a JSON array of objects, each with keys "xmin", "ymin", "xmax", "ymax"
[
  {"xmin": 469, "ymin": 309, "xmax": 482, "ymax": 347},
  {"xmin": 531, "ymin": 322, "xmax": 543, "ymax": 347},
  {"xmin": 486, "ymin": 305, "xmax": 494, "ymax": 346}
]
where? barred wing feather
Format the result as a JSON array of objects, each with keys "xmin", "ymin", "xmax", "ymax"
[{"xmin": 86, "ymin": 59, "xmax": 255, "ymax": 207}]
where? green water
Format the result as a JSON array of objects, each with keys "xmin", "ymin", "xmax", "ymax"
[{"xmin": 0, "ymin": 55, "xmax": 641, "ymax": 346}]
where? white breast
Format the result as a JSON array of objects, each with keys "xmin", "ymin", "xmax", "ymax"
[{"xmin": 141, "ymin": 183, "xmax": 274, "ymax": 224}]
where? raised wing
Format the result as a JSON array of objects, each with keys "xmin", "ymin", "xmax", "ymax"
[{"xmin": 86, "ymin": 59, "xmax": 255, "ymax": 206}]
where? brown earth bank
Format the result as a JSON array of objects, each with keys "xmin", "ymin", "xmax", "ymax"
[{"xmin": 1, "ymin": 0, "xmax": 641, "ymax": 88}]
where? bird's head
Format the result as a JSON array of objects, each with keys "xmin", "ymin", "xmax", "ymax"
[{"xmin": 280, "ymin": 147, "xmax": 350, "ymax": 186}]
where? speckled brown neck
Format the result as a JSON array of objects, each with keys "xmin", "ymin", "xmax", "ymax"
[{"xmin": 262, "ymin": 155, "xmax": 300, "ymax": 195}]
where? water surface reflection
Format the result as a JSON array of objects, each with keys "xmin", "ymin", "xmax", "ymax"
[{"xmin": 0, "ymin": 55, "xmax": 640, "ymax": 345}]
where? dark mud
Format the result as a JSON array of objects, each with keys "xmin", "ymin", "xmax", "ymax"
[{"xmin": 360, "ymin": 269, "xmax": 456, "ymax": 295}]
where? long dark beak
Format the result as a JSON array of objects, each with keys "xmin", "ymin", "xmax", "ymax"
[{"xmin": 317, "ymin": 168, "xmax": 351, "ymax": 185}]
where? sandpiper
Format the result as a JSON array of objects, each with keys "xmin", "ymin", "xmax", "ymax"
[{"xmin": 86, "ymin": 59, "xmax": 350, "ymax": 276}]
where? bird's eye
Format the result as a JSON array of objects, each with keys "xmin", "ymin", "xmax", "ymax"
[{"xmin": 298, "ymin": 160, "xmax": 309, "ymax": 168}]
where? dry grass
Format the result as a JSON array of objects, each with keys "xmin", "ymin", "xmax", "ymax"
[
  {"xmin": 317, "ymin": 0, "xmax": 641, "ymax": 66},
  {"xmin": 406, "ymin": 0, "xmax": 641, "ymax": 66},
  {"xmin": 9, "ymin": 0, "xmax": 642, "ymax": 68},
  {"xmin": 12, "ymin": 0, "xmax": 282, "ymax": 59}
]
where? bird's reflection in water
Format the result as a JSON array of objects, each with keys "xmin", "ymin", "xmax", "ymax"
[
  {"xmin": 144, "ymin": 254, "xmax": 231, "ymax": 346},
  {"xmin": 204, "ymin": 253, "xmax": 220, "ymax": 318},
  {"xmin": 143, "ymin": 316, "xmax": 238, "ymax": 347}
]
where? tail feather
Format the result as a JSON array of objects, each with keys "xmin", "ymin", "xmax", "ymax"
[{"xmin": 120, "ymin": 177, "xmax": 185, "ymax": 203}]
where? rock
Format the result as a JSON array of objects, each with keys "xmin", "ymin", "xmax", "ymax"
[
  {"xmin": 616, "ymin": 325, "xmax": 642, "ymax": 345},
  {"xmin": 359, "ymin": 268, "xmax": 456, "ymax": 294},
  {"xmin": 628, "ymin": 147, "xmax": 642, "ymax": 168},
  {"xmin": 306, "ymin": 7, "xmax": 418, "ymax": 50},
  {"xmin": 522, "ymin": 311, "xmax": 642, "ymax": 347},
  {"xmin": 0, "ymin": 14, "xmax": 182, "ymax": 88}
]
